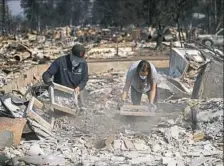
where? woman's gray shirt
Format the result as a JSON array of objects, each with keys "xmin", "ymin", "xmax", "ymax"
[{"xmin": 123, "ymin": 61, "xmax": 158, "ymax": 93}]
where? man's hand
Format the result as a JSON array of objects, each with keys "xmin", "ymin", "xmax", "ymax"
[
  {"xmin": 74, "ymin": 87, "xmax": 80, "ymax": 95},
  {"xmin": 46, "ymin": 80, "xmax": 54, "ymax": 87}
]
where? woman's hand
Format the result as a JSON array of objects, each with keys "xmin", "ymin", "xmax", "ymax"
[
  {"xmin": 121, "ymin": 92, "xmax": 127, "ymax": 102},
  {"xmin": 148, "ymin": 103, "xmax": 157, "ymax": 111},
  {"xmin": 117, "ymin": 100, "xmax": 124, "ymax": 110}
]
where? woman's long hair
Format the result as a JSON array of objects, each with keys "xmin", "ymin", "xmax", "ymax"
[{"xmin": 136, "ymin": 60, "xmax": 153, "ymax": 91}]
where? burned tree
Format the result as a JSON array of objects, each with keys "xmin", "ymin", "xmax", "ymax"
[{"xmin": 1, "ymin": 0, "xmax": 6, "ymax": 35}]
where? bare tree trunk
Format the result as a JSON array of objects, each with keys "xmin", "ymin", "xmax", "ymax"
[
  {"xmin": 177, "ymin": 17, "xmax": 183, "ymax": 47},
  {"xmin": 6, "ymin": 4, "xmax": 10, "ymax": 34},
  {"xmin": 148, "ymin": 0, "xmax": 152, "ymax": 25},
  {"xmin": 70, "ymin": 1, "xmax": 74, "ymax": 26},
  {"xmin": 155, "ymin": 23, "xmax": 163, "ymax": 51},
  {"xmin": 2, "ymin": 0, "xmax": 6, "ymax": 35},
  {"xmin": 214, "ymin": 0, "xmax": 217, "ymax": 29},
  {"xmin": 37, "ymin": 16, "xmax": 41, "ymax": 33},
  {"xmin": 207, "ymin": 6, "xmax": 211, "ymax": 33}
]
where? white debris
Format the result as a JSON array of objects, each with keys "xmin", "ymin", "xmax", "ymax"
[
  {"xmin": 152, "ymin": 144, "xmax": 161, "ymax": 152},
  {"xmin": 27, "ymin": 144, "xmax": 45, "ymax": 156},
  {"xmin": 170, "ymin": 125, "xmax": 179, "ymax": 139}
]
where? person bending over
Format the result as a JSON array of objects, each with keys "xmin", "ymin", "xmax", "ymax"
[
  {"xmin": 120, "ymin": 60, "xmax": 158, "ymax": 109},
  {"xmin": 42, "ymin": 44, "xmax": 88, "ymax": 110}
]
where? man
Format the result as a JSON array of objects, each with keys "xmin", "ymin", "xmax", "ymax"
[
  {"xmin": 119, "ymin": 60, "xmax": 158, "ymax": 110},
  {"xmin": 42, "ymin": 43, "xmax": 88, "ymax": 110}
]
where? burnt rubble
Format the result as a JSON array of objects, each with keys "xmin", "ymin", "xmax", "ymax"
[
  {"xmin": 0, "ymin": 27, "xmax": 223, "ymax": 165},
  {"xmin": 0, "ymin": 71, "xmax": 223, "ymax": 166}
]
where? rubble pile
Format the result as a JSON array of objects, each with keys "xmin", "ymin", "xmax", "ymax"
[
  {"xmin": 86, "ymin": 47, "xmax": 135, "ymax": 59},
  {"xmin": 1, "ymin": 27, "xmax": 223, "ymax": 165},
  {"xmin": 0, "ymin": 70, "xmax": 223, "ymax": 166},
  {"xmin": 0, "ymin": 38, "xmax": 167, "ymax": 89}
]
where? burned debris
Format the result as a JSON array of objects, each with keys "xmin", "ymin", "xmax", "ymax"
[
  {"xmin": 0, "ymin": 5, "xmax": 223, "ymax": 165},
  {"xmin": 0, "ymin": 66, "xmax": 223, "ymax": 165}
]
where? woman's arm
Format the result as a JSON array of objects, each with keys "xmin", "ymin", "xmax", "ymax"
[
  {"xmin": 148, "ymin": 83, "xmax": 156, "ymax": 104},
  {"xmin": 122, "ymin": 71, "xmax": 133, "ymax": 101}
]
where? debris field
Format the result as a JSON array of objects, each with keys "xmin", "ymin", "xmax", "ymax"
[
  {"xmin": 0, "ymin": 29, "xmax": 223, "ymax": 166},
  {"xmin": 0, "ymin": 71, "xmax": 223, "ymax": 166}
]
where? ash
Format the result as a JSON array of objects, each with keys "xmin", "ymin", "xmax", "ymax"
[{"xmin": 1, "ymin": 72, "xmax": 223, "ymax": 166}]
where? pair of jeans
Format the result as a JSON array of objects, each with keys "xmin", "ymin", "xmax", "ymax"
[{"xmin": 131, "ymin": 86, "xmax": 158, "ymax": 105}]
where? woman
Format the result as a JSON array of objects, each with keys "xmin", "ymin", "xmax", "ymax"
[{"xmin": 120, "ymin": 60, "xmax": 158, "ymax": 109}]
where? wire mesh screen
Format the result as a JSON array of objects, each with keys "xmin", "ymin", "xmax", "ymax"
[{"xmin": 54, "ymin": 89, "xmax": 77, "ymax": 109}]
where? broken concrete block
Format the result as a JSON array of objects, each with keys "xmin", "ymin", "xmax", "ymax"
[
  {"xmin": 111, "ymin": 156, "xmax": 125, "ymax": 162},
  {"xmin": 170, "ymin": 125, "xmax": 179, "ymax": 139},
  {"xmin": 123, "ymin": 138, "xmax": 135, "ymax": 150},
  {"xmin": 152, "ymin": 144, "xmax": 161, "ymax": 152},
  {"xmin": 162, "ymin": 157, "xmax": 177, "ymax": 166},
  {"xmin": 133, "ymin": 139, "xmax": 149, "ymax": 151},
  {"xmin": 113, "ymin": 140, "xmax": 121, "ymax": 150},
  {"xmin": 176, "ymin": 158, "xmax": 185, "ymax": 166},
  {"xmin": 15, "ymin": 155, "xmax": 66, "ymax": 166},
  {"xmin": 203, "ymin": 143, "xmax": 222, "ymax": 155},
  {"xmin": 47, "ymin": 155, "xmax": 66, "ymax": 166},
  {"xmin": 14, "ymin": 155, "xmax": 48, "ymax": 165},
  {"xmin": 167, "ymin": 119, "xmax": 175, "ymax": 125},
  {"xmin": 183, "ymin": 105, "xmax": 191, "ymax": 121},
  {"xmin": 129, "ymin": 155, "xmax": 154, "ymax": 165},
  {"xmin": 190, "ymin": 156, "xmax": 208, "ymax": 166},
  {"xmin": 10, "ymin": 149, "xmax": 24, "ymax": 157},
  {"xmin": 164, "ymin": 151, "xmax": 173, "ymax": 157},
  {"xmin": 27, "ymin": 144, "xmax": 45, "ymax": 156},
  {"xmin": 123, "ymin": 151, "xmax": 140, "ymax": 159},
  {"xmin": 120, "ymin": 140, "xmax": 127, "ymax": 151},
  {"xmin": 215, "ymin": 162, "xmax": 223, "ymax": 166}
]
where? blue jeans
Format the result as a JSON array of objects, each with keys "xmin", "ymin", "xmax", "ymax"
[{"xmin": 131, "ymin": 86, "xmax": 158, "ymax": 105}]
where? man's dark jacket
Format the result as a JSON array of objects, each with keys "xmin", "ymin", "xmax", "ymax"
[{"xmin": 42, "ymin": 54, "xmax": 88, "ymax": 90}]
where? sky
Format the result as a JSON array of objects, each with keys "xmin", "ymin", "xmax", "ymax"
[{"xmin": 7, "ymin": 0, "xmax": 24, "ymax": 16}]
